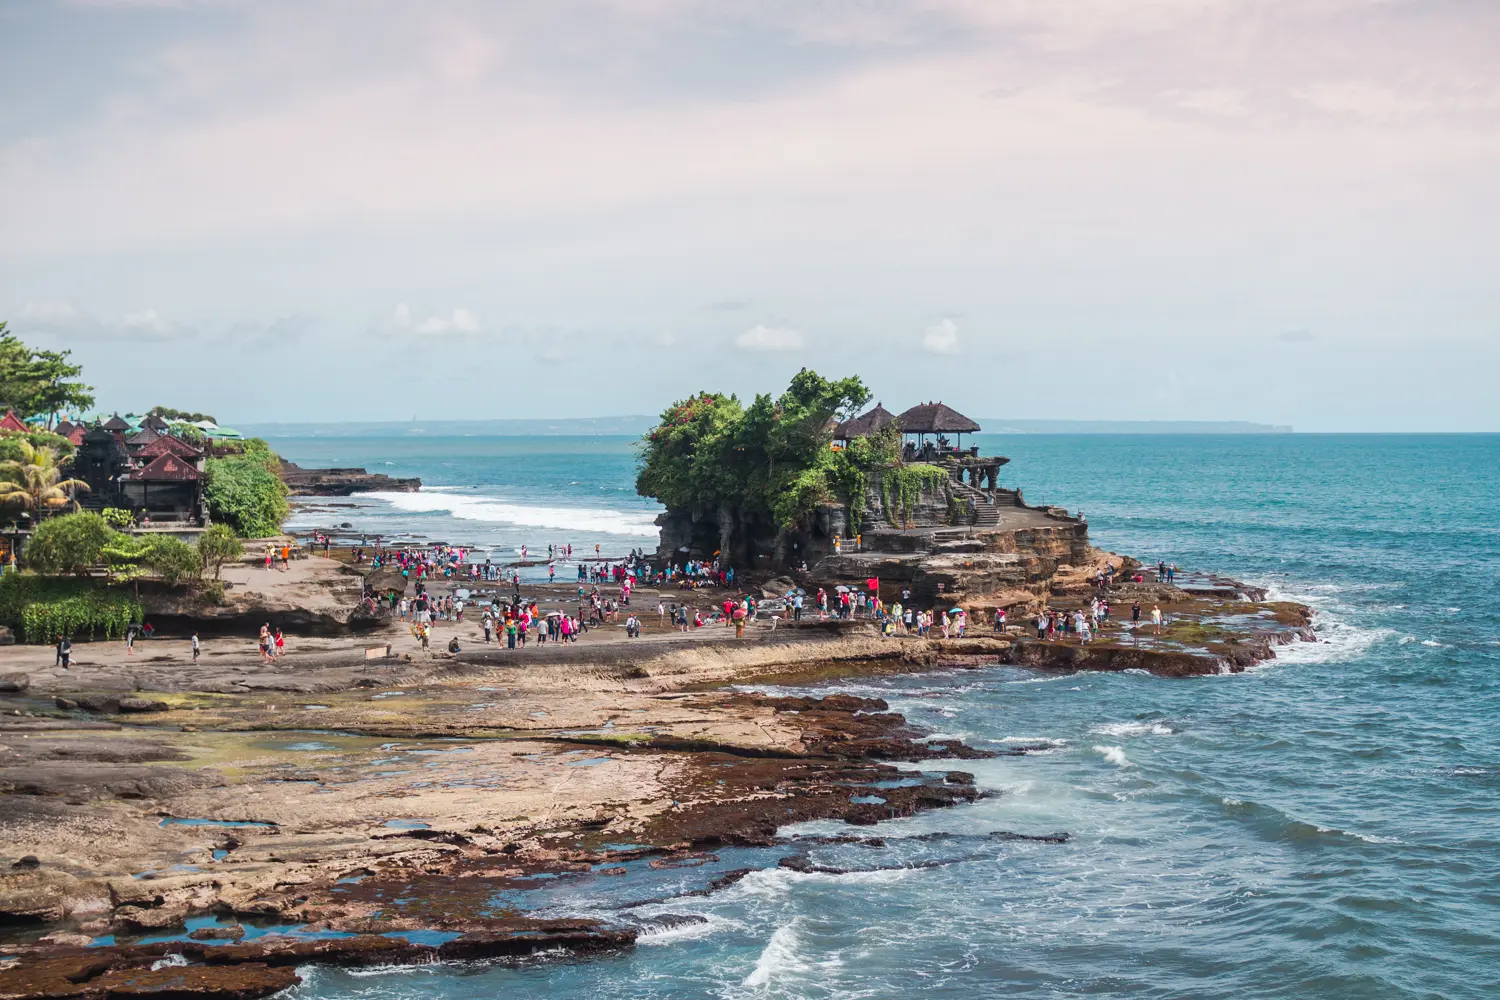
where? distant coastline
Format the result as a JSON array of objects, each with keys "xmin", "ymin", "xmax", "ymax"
[{"xmin": 242, "ymin": 417, "xmax": 1293, "ymax": 437}]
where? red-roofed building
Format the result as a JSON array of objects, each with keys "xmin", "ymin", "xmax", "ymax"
[
  {"xmin": 119, "ymin": 453, "xmax": 204, "ymax": 521},
  {"xmin": 0, "ymin": 410, "xmax": 28, "ymax": 433}
]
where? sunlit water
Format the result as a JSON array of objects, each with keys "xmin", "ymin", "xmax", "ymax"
[{"xmin": 268, "ymin": 433, "xmax": 1500, "ymax": 999}]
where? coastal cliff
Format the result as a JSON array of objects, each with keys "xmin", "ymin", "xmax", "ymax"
[{"xmin": 277, "ymin": 461, "xmax": 420, "ymax": 496}]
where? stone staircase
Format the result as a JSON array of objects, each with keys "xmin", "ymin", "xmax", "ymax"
[{"xmin": 950, "ymin": 481, "xmax": 1002, "ymax": 527}]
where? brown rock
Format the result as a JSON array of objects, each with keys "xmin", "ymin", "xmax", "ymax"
[
  {"xmin": 188, "ymin": 925, "xmax": 246, "ymax": 942},
  {"xmin": 78, "ymin": 697, "xmax": 122, "ymax": 715},
  {"xmin": 36, "ymin": 931, "xmax": 94, "ymax": 948},
  {"xmin": 113, "ymin": 904, "xmax": 189, "ymax": 932},
  {"xmin": 94, "ymin": 963, "xmax": 300, "ymax": 1000},
  {"xmin": 117, "ymin": 699, "xmax": 170, "ymax": 714},
  {"xmin": 0, "ymin": 672, "xmax": 29, "ymax": 693}
]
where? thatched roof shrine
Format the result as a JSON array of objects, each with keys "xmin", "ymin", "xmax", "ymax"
[
  {"xmin": 834, "ymin": 403, "xmax": 897, "ymax": 441},
  {"xmin": 895, "ymin": 402, "xmax": 981, "ymax": 435}
]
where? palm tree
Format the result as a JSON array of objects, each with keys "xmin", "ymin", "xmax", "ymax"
[{"xmin": 0, "ymin": 441, "xmax": 90, "ymax": 513}]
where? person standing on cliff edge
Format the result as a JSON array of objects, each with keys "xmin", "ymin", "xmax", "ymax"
[{"xmin": 1151, "ymin": 605, "xmax": 1163, "ymax": 635}]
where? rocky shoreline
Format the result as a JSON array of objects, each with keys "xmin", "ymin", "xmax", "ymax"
[{"xmin": 0, "ymin": 553, "xmax": 1316, "ymax": 997}]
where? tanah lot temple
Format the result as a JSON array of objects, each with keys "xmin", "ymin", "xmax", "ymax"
[{"xmin": 655, "ymin": 400, "xmax": 1092, "ymax": 603}]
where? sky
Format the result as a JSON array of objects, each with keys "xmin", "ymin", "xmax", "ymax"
[{"xmin": 1, "ymin": 0, "xmax": 1497, "ymax": 431}]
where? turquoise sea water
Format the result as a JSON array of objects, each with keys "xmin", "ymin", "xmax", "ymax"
[{"xmin": 267, "ymin": 433, "xmax": 1500, "ymax": 999}]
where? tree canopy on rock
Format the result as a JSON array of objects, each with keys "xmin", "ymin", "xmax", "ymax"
[{"xmin": 637, "ymin": 368, "xmax": 893, "ymax": 539}]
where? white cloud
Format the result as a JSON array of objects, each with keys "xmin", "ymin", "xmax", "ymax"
[
  {"xmin": 384, "ymin": 302, "xmax": 413, "ymax": 334},
  {"xmin": 735, "ymin": 324, "xmax": 804, "ymax": 352},
  {"xmin": 121, "ymin": 308, "xmax": 171, "ymax": 335},
  {"xmin": 16, "ymin": 300, "xmax": 95, "ymax": 334},
  {"xmin": 386, "ymin": 304, "xmax": 481, "ymax": 336},
  {"xmin": 922, "ymin": 318, "xmax": 960, "ymax": 354}
]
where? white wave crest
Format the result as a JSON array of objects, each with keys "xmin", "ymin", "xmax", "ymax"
[
  {"xmin": 363, "ymin": 490, "xmax": 660, "ymax": 536},
  {"xmin": 1093, "ymin": 745, "xmax": 1130, "ymax": 767},
  {"xmin": 742, "ymin": 917, "xmax": 841, "ymax": 988},
  {"xmin": 1091, "ymin": 721, "xmax": 1174, "ymax": 737}
]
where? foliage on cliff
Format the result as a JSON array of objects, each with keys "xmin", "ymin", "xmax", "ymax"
[
  {"xmin": 25, "ymin": 511, "xmax": 207, "ymax": 584},
  {"xmin": 203, "ymin": 450, "xmax": 289, "ymax": 538},
  {"xmin": 636, "ymin": 368, "xmax": 881, "ymax": 532}
]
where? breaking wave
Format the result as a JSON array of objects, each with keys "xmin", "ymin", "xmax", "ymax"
[{"xmin": 363, "ymin": 489, "xmax": 660, "ymax": 536}]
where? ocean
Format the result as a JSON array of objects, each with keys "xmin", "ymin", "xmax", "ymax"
[{"xmin": 265, "ymin": 432, "xmax": 1500, "ymax": 999}]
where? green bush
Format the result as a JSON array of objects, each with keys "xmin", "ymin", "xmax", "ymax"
[
  {"xmin": 197, "ymin": 523, "xmax": 243, "ymax": 579},
  {"xmin": 20, "ymin": 592, "xmax": 140, "ymax": 643},
  {"xmin": 0, "ymin": 576, "xmax": 141, "ymax": 643},
  {"xmin": 101, "ymin": 507, "xmax": 135, "ymax": 528},
  {"xmin": 24, "ymin": 511, "xmax": 113, "ymax": 575},
  {"xmin": 203, "ymin": 455, "xmax": 289, "ymax": 538},
  {"xmin": 142, "ymin": 535, "xmax": 200, "ymax": 585}
]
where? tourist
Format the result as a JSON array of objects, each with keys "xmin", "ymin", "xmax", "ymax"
[
  {"xmin": 56, "ymin": 634, "xmax": 71, "ymax": 670},
  {"xmin": 1151, "ymin": 604, "xmax": 1163, "ymax": 635},
  {"xmin": 1132, "ymin": 601, "xmax": 1141, "ymax": 623},
  {"xmin": 482, "ymin": 613, "xmax": 493, "ymax": 644},
  {"xmin": 191, "ymin": 632, "xmax": 200, "ymax": 664},
  {"xmin": 258, "ymin": 624, "xmax": 271, "ymax": 662},
  {"xmin": 994, "ymin": 607, "xmax": 1007, "ymax": 633},
  {"xmin": 126, "ymin": 623, "xmax": 136, "ymax": 655},
  {"xmin": 1075, "ymin": 610, "xmax": 1090, "ymax": 644},
  {"xmin": 1035, "ymin": 612, "xmax": 1047, "ymax": 640},
  {"xmin": 273, "ymin": 629, "xmax": 285, "ymax": 658}
]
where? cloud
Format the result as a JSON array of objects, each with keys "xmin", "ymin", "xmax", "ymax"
[
  {"xmin": 385, "ymin": 304, "xmax": 481, "ymax": 336},
  {"xmin": 13, "ymin": 301, "xmax": 196, "ymax": 342},
  {"xmin": 1279, "ymin": 329, "xmax": 1315, "ymax": 343},
  {"xmin": 922, "ymin": 318, "xmax": 960, "ymax": 354},
  {"xmin": 14, "ymin": 300, "xmax": 103, "ymax": 337},
  {"xmin": 228, "ymin": 314, "xmax": 318, "ymax": 349},
  {"xmin": 736, "ymin": 324, "xmax": 804, "ymax": 352},
  {"xmin": 709, "ymin": 299, "xmax": 749, "ymax": 312}
]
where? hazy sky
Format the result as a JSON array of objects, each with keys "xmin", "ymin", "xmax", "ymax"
[{"xmin": 2, "ymin": 0, "xmax": 1496, "ymax": 430}]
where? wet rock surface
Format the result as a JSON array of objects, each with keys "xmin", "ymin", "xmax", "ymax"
[{"xmin": 0, "ymin": 557, "xmax": 1311, "ymax": 997}]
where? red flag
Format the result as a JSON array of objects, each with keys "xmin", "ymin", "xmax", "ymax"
[{"xmin": 866, "ymin": 577, "xmax": 879, "ymax": 591}]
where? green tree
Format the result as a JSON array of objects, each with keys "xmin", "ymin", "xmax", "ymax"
[
  {"xmin": 0, "ymin": 440, "xmax": 89, "ymax": 513},
  {"xmin": 150, "ymin": 405, "xmax": 217, "ymax": 424},
  {"xmin": 203, "ymin": 454, "xmax": 289, "ymax": 537},
  {"xmin": 24, "ymin": 511, "xmax": 114, "ymax": 575},
  {"xmin": 197, "ymin": 523, "xmax": 244, "ymax": 579},
  {"xmin": 141, "ymin": 535, "xmax": 201, "ymax": 585},
  {"xmin": 0, "ymin": 325, "xmax": 95, "ymax": 425},
  {"xmin": 636, "ymin": 369, "xmax": 872, "ymax": 563}
]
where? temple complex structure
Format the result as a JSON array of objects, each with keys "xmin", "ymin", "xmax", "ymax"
[
  {"xmin": 657, "ymin": 399, "xmax": 1090, "ymax": 602},
  {"xmin": 67, "ymin": 415, "xmax": 208, "ymax": 524}
]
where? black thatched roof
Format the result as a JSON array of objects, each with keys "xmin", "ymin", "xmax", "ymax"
[
  {"xmin": 142, "ymin": 413, "xmax": 171, "ymax": 431},
  {"xmin": 101, "ymin": 414, "xmax": 131, "ymax": 432},
  {"xmin": 834, "ymin": 403, "xmax": 897, "ymax": 440},
  {"xmin": 125, "ymin": 426, "xmax": 161, "ymax": 448},
  {"xmin": 896, "ymin": 402, "xmax": 981, "ymax": 434}
]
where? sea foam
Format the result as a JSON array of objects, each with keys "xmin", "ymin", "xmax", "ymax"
[{"xmin": 363, "ymin": 489, "xmax": 660, "ymax": 536}]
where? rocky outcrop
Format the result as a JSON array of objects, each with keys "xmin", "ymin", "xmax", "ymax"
[{"xmin": 277, "ymin": 462, "xmax": 420, "ymax": 496}]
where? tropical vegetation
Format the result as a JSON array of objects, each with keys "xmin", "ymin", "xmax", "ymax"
[
  {"xmin": 636, "ymin": 368, "xmax": 946, "ymax": 558},
  {"xmin": 203, "ymin": 452, "xmax": 289, "ymax": 538},
  {"xmin": 0, "ymin": 439, "xmax": 89, "ymax": 514},
  {"xmin": 0, "ymin": 324, "xmax": 95, "ymax": 428}
]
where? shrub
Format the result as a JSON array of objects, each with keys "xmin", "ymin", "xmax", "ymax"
[
  {"xmin": 24, "ymin": 511, "xmax": 113, "ymax": 575},
  {"xmin": 20, "ymin": 592, "xmax": 140, "ymax": 643},
  {"xmin": 0, "ymin": 576, "xmax": 141, "ymax": 643},
  {"xmin": 197, "ymin": 523, "xmax": 243, "ymax": 579},
  {"xmin": 203, "ymin": 455, "xmax": 289, "ymax": 538},
  {"xmin": 142, "ymin": 535, "xmax": 201, "ymax": 585},
  {"xmin": 101, "ymin": 507, "xmax": 135, "ymax": 528}
]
